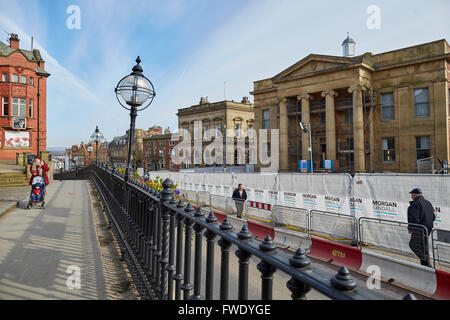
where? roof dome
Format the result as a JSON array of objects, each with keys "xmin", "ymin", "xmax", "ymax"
[{"xmin": 342, "ymin": 33, "xmax": 356, "ymax": 45}]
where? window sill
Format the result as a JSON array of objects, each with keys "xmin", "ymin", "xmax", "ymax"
[{"xmin": 1, "ymin": 147, "xmax": 32, "ymax": 150}]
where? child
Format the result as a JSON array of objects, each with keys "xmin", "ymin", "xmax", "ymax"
[{"xmin": 32, "ymin": 186, "xmax": 42, "ymax": 202}]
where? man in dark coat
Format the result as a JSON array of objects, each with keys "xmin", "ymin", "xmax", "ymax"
[
  {"xmin": 232, "ymin": 184, "xmax": 247, "ymax": 218},
  {"xmin": 407, "ymin": 188, "xmax": 435, "ymax": 267}
]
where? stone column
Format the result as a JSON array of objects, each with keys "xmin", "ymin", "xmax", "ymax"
[
  {"xmin": 348, "ymin": 85, "xmax": 366, "ymax": 172},
  {"xmin": 298, "ymin": 94, "xmax": 312, "ymax": 159},
  {"xmin": 40, "ymin": 151, "xmax": 53, "ymax": 182},
  {"xmin": 279, "ymin": 97, "xmax": 289, "ymax": 172},
  {"xmin": 321, "ymin": 90, "xmax": 338, "ymax": 161}
]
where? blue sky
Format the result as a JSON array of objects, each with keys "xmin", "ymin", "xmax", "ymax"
[{"xmin": 0, "ymin": 0, "xmax": 449, "ymax": 148}]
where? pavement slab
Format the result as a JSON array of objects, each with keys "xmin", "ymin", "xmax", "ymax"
[{"xmin": 0, "ymin": 180, "xmax": 109, "ymax": 300}]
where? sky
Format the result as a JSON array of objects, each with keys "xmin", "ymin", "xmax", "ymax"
[{"xmin": 0, "ymin": 0, "xmax": 449, "ymax": 148}]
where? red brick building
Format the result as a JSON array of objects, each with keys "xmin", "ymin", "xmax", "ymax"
[
  {"xmin": 0, "ymin": 34, "xmax": 50, "ymax": 161},
  {"xmin": 69, "ymin": 141, "xmax": 104, "ymax": 167},
  {"xmin": 143, "ymin": 128, "xmax": 179, "ymax": 172}
]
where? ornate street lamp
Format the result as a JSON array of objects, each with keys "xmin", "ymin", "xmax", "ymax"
[
  {"xmin": 115, "ymin": 56, "xmax": 155, "ymax": 181},
  {"xmin": 90, "ymin": 125, "xmax": 105, "ymax": 163}
]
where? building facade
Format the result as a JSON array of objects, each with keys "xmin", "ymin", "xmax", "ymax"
[
  {"xmin": 250, "ymin": 38, "xmax": 450, "ymax": 173},
  {"xmin": 143, "ymin": 128, "xmax": 179, "ymax": 172},
  {"xmin": 108, "ymin": 126, "xmax": 163, "ymax": 168},
  {"xmin": 68, "ymin": 141, "xmax": 102, "ymax": 167},
  {"xmin": 0, "ymin": 34, "xmax": 50, "ymax": 161},
  {"xmin": 176, "ymin": 97, "xmax": 255, "ymax": 169}
]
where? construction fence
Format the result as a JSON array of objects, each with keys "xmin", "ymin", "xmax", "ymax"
[{"xmin": 150, "ymin": 171, "xmax": 450, "ymax": 267}]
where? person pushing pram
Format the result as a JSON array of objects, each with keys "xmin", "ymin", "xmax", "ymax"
[{"xmin": 27, "ymin": 176, "xmax": 46, "ymax": 209}]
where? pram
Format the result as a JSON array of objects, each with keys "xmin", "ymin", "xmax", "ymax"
[{"xmin": 26, "ymin": 176, "xmax": 46, "ymax": 209}]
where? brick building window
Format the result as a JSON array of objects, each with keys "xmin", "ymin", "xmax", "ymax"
[
  {"xmin": 29, "ymin": 99, "xmax": 33, "ymax": 117},
  {"xmin": 2, "ymin": 97, "xmax": 9, "ymax": 116},
  {"xmin": 381, "ymin": 93, "xmax": 394, "ymax": 120},
  {"xmin": 29, "ymin": 77, "xmax": 34, "ymax": 86},
  {"xmin": 20, "ymin": 75, "xmax": 27, "ymax": 84},
  {"xmin": 262, "ymin": 110, "xmax": 270, "ymax": 129},
  {"xmin": 1, "ymin": 73, "xmax": 8, "ymax": 82},
  {"xmin": 12, "ymin": 98, "xmax": 26, "ymax": 116},
  {"xmin": 382, "ymin": 137, "xmax": 395, "ymax": 162},
  {"xmin": 414, "ymin": 88, "xmax": 429, "ymax": 118},
  {"xmin": 416, "ymin": 136, "xmax": 431, "ymax": 160},
  {"xmin": 12, "ymin": 74, "xmax": 18, "ymax": 82}
]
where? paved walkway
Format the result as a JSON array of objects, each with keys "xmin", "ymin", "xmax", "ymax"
[
  {"xmin": 0, "ymin": 186, "xmax": 30, "ymax": 220},
  {"xmin": 0, "ymin": 180, "xmax": 109, "ymax": 299}
]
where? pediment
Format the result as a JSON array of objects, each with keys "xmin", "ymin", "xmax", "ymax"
[{"xmin": 273, "ymin": 55, "xmax": 357, "ymax": 81}]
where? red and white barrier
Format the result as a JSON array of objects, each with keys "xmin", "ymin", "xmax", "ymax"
[
  {"xmin": 433, "ymin": 269, "xmax": 450, "ymax": 300},
  {"xmin": 247, "ymin": 220, "xmax": 274, "ymax": 241},
  {"xmin": 248, "ymin": 201, "xmax": 272, "ymax": 211},
  {"xmin": 309, "ymin": 237, "xmax": 363, "ymax": 271},
  {"xmin": 306, "ymin": 236, "xmax": 450, "ymax": 300}
]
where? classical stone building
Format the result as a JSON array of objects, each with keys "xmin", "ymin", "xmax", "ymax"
[
  {"xmin": 0, "ymin": 34, "xmax": 50, "ymax": 161},
  {"xmin": 176, "ymin": 97, "xmax": 254, "ymax": 169},
  {"xmin": 250, "ymin": 37, "xmax": 450, "ymax": 173}
]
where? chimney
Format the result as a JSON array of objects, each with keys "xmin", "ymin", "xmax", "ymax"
[
  {"xmin": 9, "ymin": 33, "xmax": 20, "ymax": 50},
  {"xmin": 199, "ymin": 96, "xmax": 209, "ymax": 105},
  {"xmin": 164, "ymin": 127, "xmax": 171, "ymax": 134},
  {"xmin": 241, "ymin": 96, "xmax": 250, "ymax": 104}
]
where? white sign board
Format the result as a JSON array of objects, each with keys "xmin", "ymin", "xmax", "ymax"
[{"xmin": 4, "ymin": 131, "xmax": 30, "ymax": 147}]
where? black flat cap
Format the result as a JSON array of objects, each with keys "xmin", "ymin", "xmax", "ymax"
[{"xmin": 409, "ymin": 188, "xmax": 423, "ymax": 195}]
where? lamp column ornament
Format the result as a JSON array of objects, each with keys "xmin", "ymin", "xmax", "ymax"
[
  {"xmin": 90, "ymin": 125, "xmax": 105, "ymax": 163},
  {"xmin": 115, "ymin": 56, "xmax": 156, "ymax": 182}
]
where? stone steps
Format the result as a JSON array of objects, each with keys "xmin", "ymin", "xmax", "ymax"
[{"xmin": 0, "ymin": 172, "xmax": 29, "ymax": 187}]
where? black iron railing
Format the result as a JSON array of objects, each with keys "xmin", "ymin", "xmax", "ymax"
[{"xmin": 56, "ymin": 163, "xmax": 415, "ymax": 300}]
